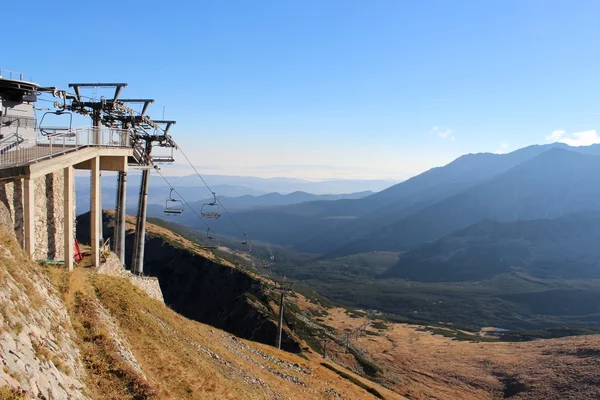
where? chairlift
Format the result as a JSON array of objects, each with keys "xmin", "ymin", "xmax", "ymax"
[
  {"xmin": 203, "ymin": 228, "xmax": 219, "ymax": 249},
  {"xmin": 235, "ymin": 234, "xmax": 252, "ymax": 255},
  {"xmin": 201, "ymin": 192, "xmax": 221, "ymax": 219},
  {"xmin": 164, "ymin": 189, "xmax": 184, "ymax": 215},
  {"xmin": 152, "ymin": 146, "xmax": 175, "ymax": 163},
  {"xmin": 39, "ymin": 111, "xmax": 73, "ymax": 136}
]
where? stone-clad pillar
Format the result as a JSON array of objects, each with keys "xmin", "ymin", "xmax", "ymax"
[
  {"xmin": 63, "ymin": 166, "xmax": 74, "ymax": 271},
  {"xmin": 90, "ymin": 156, "xmax": 101, "ymax": 267},
  {"xmin": 23, "ymin": 178, "xmax": 35, "ymax": 257}
]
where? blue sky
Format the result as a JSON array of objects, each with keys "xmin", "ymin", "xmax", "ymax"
[{"xmin": 3, "ymin": 0, "xmax": 600, "ymax": 180}]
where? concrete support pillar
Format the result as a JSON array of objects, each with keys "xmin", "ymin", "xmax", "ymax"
[
  {"xmin": 132, "ymin": 169, "xmax": 149, "ymax": 275},
  {"xmin": 113, "ymin": 170, "xmax": 127, "ymax": 265},
  {"xmin": 23, "ymin": 178, "xmax": 35, "ymax": 257},
  {"xmin": 63, "ymin": 166, "xmax": 74, "ymax": 271},
  {"xmin": 114, "ymin": 174, "xmax": 121, "ymax": 260},
  {"xmin": 90, "ymin": 156, "xmax": 101, "ymax": 267}
]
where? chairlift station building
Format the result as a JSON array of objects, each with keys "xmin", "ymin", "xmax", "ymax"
[{"xmin": 0, "ymin": 69, "xmax": 177, "ymax": 273}]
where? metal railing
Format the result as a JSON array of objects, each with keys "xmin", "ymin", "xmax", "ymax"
[
  {"xmin": 0, "ymin": 69, "xmax": 25, "ymax": 81},
  {"xmin": 0, "ymin": 127, "xmax": 130, "ymax": 168}
]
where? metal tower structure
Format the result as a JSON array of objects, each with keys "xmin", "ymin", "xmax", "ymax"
[
  {"xmin": 42, "ymin": 83, "xmax": 177, "ymax": 274},
  {"xmin": 273, "ymin": 281, "xmax": 294, "ymax": 350}
]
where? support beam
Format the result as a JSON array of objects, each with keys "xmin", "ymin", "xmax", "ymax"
[
  {"xmin": 131, "ymin": 169, "xmax": 149, "ymax": 275},
  {"xmin": 92, "ymin": 115, "xmax": 103, "ymax": 248},
  {"xmin": 23, "ymin": 178, "xmax": 35, "ymax": 257},
  {"xmin": 63, "ymin": 166, "xmax": 74, "ymax": 271},
  {"xmin": 118, "ymin": 170, "xmax": 127, "ymax": 265},
  {"xmin": 113, "ymin": 175, "xmax": 121, "ymax": 261},
  {"xmin": 277, "ymin": 291, "xmax": 285, "ymax": 350},
  {"xmin": 114, "ymin": 170, "xmax": 127, "ymax": 265},
  {"xmin": 90, "ymin": 156, "xmax": 100, "ymax": 267},
  {"xmin": 92, "ymin": 109, "xmax": 101, "ymax": 146}
]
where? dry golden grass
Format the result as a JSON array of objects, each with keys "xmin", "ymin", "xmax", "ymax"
[
  {"xmin": 46, "ymin": 261, "xmax": 406, "ymax": 400},
  {"xmin": 47, "ymin": 267, "xmax": 156, "ymax": 399},
  {"xmin": 92, "ymin": 216, "xmax": 600, "ymax": 399},
  {"xmin": 0, "ymin": 386, "xmax": 26, "ymax": 400},
  {"xmin": 121, "ymin": 214, "xmax": 218, "ymax": 261},
  {"xmin": 320, "ymin": 307, "xmax": 600, "ymax": 400}
]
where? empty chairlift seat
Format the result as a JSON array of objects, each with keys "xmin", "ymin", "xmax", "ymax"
[
  {"xmin": 164, "ymin": 188, "xmax": 184, "ymax": 215},
  {"xmin": 38, "ymin": 111, "xmax": 73, "ymax": 136},
  {"xmin": 203, "ymin": 228, "xmax": 219, "ymax": 249},
  {"xmin": 201, "ymin": 192, "xmax": 220, "ymax": 219},
  {"xmin": 234, "ymin": 234, "xmax": 251, "ymax": 255}
]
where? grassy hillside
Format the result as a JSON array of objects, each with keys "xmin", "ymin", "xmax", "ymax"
[
  {"xmin": 0, "ymin": 219, "xmax": 403, "ymax": 399},
  {"xmin": 126, "ymin": 213, "xmax": 600, "ymax": 331},
  {"xmin": 4, "ymin": 219, "xmax": 600, "ymax": 399},
  {"xmin": 263, "ymin": 250, "xmax": 600, "ymax": 330},
  {"xmin": 44, "ymin": 266, "xmax": 404, "ymax": 399},
  {"xmin": 320, "ymin": 307, "xmax": 600, "ymax": 400}
]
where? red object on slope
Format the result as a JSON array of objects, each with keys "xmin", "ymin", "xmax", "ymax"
[{"xmin": 74, "ymin": 239, "xmax": 83, "ymax": 262}]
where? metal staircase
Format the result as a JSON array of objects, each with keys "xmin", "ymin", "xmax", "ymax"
[{"xmin": 0, "ymin": 133, "xmax": 24, "ymax": 154}]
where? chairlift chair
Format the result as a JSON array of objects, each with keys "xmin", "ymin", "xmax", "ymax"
[
  {"xmin": 39, "ymin": 111, "xmax": 73, "ymax": 136},
  {"xmin": 201, "ymin": 192, "xmax": 221, "ymax": 219},
  {"xmin": 164, "ymin": 188, "xmax": 184, "ymax": 216},
  {"xmin": 235, "ymin": 234, "xmax": 252, "ymax": 255},
  {"xmin": 203, "ymin": 228, "xmax": 219, "ymax": 249}
]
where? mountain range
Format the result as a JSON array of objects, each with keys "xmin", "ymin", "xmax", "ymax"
[
  {"xmin": 166, "ymin": 143, "xmax": 600, "ymax": 256},
  {"xmin": 76, "ymin": 183, "xmax": 375, "ymax": 216},
  {"xmin": 96, "ymin": 141, "xmax": 600, "ymax": 329},
  {"xmin": 76, "ymin": 174, "xmax": 395, "ymax": 199}
]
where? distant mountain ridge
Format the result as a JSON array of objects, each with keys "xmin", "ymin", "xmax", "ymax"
[
  {"xmin": 76, "ymin": 177, "xmax": 376, "ymax": 215},
  {"xmin": 138, "ymin": 142, "xmax": 600, "ymax": 331},
  {"xmin": 152, "ymin": 174, "xmax": 397, "ymax": 195},
  {"xmin": 186, "ymin": 190, "xmax": 374, "ymax": 211},
  {"xmin": 188, "ymin": 143, "xmax": 600, "ymax": 255},
  {"xmin": 78, "ymin": 173, "xmax": 397, "ymax": 195},
  {"xmin": 327, "ymin": 147, "xmax": 600, "ymax": 256},
  {"xmin": 141, "ymin": 190, "xmax": 375, "ymax": 225},
  {"xmin": 383, "ymin": 212, "xmax": 600, "ymax": 282}
]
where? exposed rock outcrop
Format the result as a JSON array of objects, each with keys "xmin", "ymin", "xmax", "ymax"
[
  {"xmin": 95, "ymin": 253, "xmax": 164, "ymax": 303},
  {"xmin": 0, "ymin": 227, "xmax": 89, "ymax": 399}
]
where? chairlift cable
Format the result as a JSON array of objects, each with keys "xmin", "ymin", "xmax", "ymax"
[
  {"xmin": 153, "ymin": 167, "xmax": 211, "ymax": 231},
  {"xmin": 174, "ymin": 144, "xmax": 252, "ymax": 247}
]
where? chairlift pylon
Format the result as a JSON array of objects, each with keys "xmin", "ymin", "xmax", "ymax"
[
  {"xmin": 39, "ymin": 110, "xmax": 73, "ymax": 135},
  {"xmin": 164, "ymin": 188, "xmax": 184, "ymax": 215},
  {"xmin": 201, "ymin": 192, "xmax": 221, "ymax": 219}
]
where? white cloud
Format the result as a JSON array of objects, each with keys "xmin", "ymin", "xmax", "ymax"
[
  {"xmin": 495, "ymin": 142, "xmax": 510, "ymax": 154},
  {"xmin": 545, "ymin": 129, "xmax": 567, "ymax": 142},
  {"xmin": 545, "ymin": 129, "xmax": 600, "ymax": 146},
  {"xmin": 430, "ymin": 125, "xmax": 454, "ymax": 139}
]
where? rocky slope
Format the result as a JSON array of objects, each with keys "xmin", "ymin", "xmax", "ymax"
[
  {"xmin": 0, "ymin": 222, "xmax": 403, "ymax": 399},
  {"xmin": 4, "ymin": 212, "xmax": 600, "ymax": 399},
  {"xmin": 0, "ymin": 226, "xmax": 89, "ymax": 399},
  {"xmin": 76, "ymin": 211, "xmax": 303, "ymax": 352}
]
